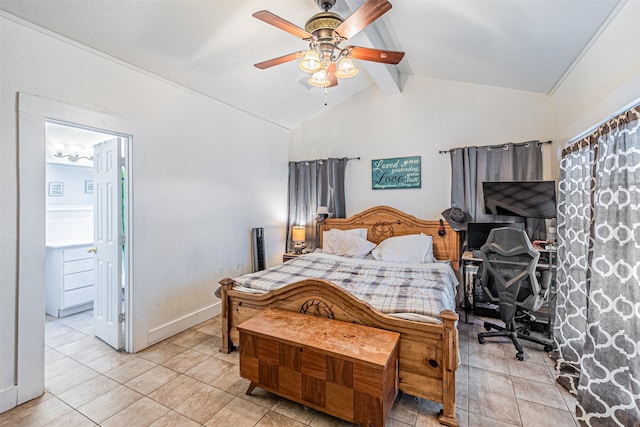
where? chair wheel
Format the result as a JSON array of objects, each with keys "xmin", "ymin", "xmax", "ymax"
[
  {"xmin": 544, "ymin": 345, "xmax": 553, "ymax": 352},
  {"xmin": 478, "ymin": 336, "xmax": 486, "ymax": 344},
  {"xmin": 484, "ymin": 323, "xmax": 492, "ymax": 331},
  {"xmin": 516, "ymin": 352, "xmax": 524, "ymax": 361}
]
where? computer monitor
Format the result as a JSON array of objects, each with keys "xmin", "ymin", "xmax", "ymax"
[
  {"xmin": 482, "ymin": 180, "xmax": 557, "ymax": 219},
  {"xmin": 467, "ymin": 222, "xmax": 525, "ymax": 251}
]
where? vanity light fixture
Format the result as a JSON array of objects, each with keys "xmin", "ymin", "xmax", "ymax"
[{"xmin": 52, "ymin": 143, "xmax": 93, "ymax": 162}]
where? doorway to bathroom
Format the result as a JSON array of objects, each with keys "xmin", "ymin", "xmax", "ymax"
[
  {"xmin": 17, "ymin": 93, "xmax": 143, "ymax": 407},
  {"xmin": 44, "ymin": 121, "xmax": 129, "ymax": 351}
]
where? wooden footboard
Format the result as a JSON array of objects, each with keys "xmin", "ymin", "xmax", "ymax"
[{"xmin": 219, "ymin": 277, "xmax": 459, "ymax": 427}]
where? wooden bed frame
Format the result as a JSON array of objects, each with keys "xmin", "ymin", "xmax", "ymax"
[{"xmin": 218, "ymin": 206, "xmax": 461, "ymax": 426}]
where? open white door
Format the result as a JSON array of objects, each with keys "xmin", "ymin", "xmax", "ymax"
[{"xmin": 93, "ymin": 138, "xmax": 123, "ymax": 350}]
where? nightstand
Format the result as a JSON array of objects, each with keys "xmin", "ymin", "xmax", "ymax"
[{"xmin": 282, "ymin": 252, "xmax": 301, "ymax": 262}]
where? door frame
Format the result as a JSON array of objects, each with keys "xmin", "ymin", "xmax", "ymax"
[{"xmin": 16, "ymin": 93, "xmax": 144, "ymax": 405}]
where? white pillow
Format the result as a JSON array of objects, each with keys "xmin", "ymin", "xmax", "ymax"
[
  {"xmin": 325, "ymin": 227, "xmax": 368, "ymax": 240},
  {"xmin": 346, "ymin": 228, "xmax": 368, "ymax": 240},
  {"xmin": 371, "ymin": 233, "xmax": 436, "ymax": 263},
  {"xmin": 323, "ymin": 229, "xmax": 376, "ymax": 258},
  {"xmin": 424, "ymin": 235, "xmax": 436, "ymax": 263}
]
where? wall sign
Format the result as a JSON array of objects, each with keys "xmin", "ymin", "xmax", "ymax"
[
  {"xmin": 85, "ymin": 180, "xmax": 94, "ymax": 194},
  {"xmin": 371, "ymin": 156, "xmax": 421, "ymax": 190}
]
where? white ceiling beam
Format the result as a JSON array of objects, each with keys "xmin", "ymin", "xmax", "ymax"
[{"xmin": 340, "ymin": 0, "xmax": 404, "ymax": 95}]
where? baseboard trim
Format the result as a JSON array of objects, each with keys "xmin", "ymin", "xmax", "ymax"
[
  {"xmin": 147, "ymin": 301, "xmax": 221, "ymax": 347},
  {"xmin": 0, "ymin": 386, "xmax": 17, "ymax": 414}
]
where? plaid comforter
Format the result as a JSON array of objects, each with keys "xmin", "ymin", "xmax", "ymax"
[{"xmin": 232, "ymin": 252, "xmax": 458, "ymax": 323}]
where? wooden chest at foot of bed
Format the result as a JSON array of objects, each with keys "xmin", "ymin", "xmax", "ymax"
[{"xmin": 238, "ymin": 308, "xmax": 400, "ymax": 427}]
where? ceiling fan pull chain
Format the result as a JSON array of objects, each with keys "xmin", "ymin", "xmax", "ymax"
[{"xmin": 324, "ymin": 86, "xmax": 328, "ymax": 106}]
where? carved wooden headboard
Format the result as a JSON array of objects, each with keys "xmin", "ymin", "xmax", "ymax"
[{"xmin": 320, "ymin": 206, "xmax": 461, "ymax": 278}]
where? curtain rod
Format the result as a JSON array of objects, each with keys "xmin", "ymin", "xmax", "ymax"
[
  {"xmin": 292, "ymin": 156, "xmax": 360, "ymax": 163},
  {"xmin": 562, "ymin": 102, "xmax": 640, "ymax": 157},
  {"xmin": 438, "ymin": 140, "xmax": 552, "ymax": 154},
  {"xmin": 567, "ymin": 98, "xmax": 640, "ymax": 145}
]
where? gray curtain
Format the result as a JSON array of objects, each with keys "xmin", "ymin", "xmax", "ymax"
[
  {"xmin": 555, "ymin": 105, "xmax": 640, "ymax": 425},
  {"xmin": 286, "ymin": 158, "xmax": 348, "ymax": 251},
  {"xmin": 449, "ymin": 141, "xmax": 544, "ymax": 236}
]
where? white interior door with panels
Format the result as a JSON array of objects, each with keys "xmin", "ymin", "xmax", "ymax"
[{"xmin": 93, "ymin": 138, "xmax": 124, "ymax": 350}]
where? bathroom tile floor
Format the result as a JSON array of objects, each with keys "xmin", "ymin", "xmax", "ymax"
[{"xmin": 0, "ymin": 310, "xmax": 578, "ymax": 426}]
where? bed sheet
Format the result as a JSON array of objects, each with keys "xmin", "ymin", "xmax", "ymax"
[{"xmin": 231, "ymin": 252, "xmax": 458, "ymax": 324}]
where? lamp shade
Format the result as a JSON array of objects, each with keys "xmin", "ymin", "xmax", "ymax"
[
  {"xmin": 299, "ymin": 50, "xmax": 322, "ymax": 73},
  {"xmin": 316, "ymin": 206, "xmax": 329, "ymax": 215},
  {"xmin": 308, "ymin": 70, "xmax": 330, "ymax": 87},
  {"xmin": 292, "ymin": 226, "xmax": 306, "ymax": 242},
  {"xmin": 335, "ymin": 57, "xmax": 359, "ymax": 79}
]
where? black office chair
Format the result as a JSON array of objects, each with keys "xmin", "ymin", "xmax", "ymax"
[{"xmin": 477, "ymin": 227, "xmax": 554, "ymax": 360}]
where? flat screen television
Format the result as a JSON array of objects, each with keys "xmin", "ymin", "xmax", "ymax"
[
  {"xmin": 467, "ymin": 222, "xmax": 525, "ymax": 251},
  {"xmin": 482, "ymin": 180, "xmax": 557, "ymax": 219}
]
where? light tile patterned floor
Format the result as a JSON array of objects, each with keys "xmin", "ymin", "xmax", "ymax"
[{"xmin": 0, "ymin": 310, "xmax": 578, "ymax": 426}]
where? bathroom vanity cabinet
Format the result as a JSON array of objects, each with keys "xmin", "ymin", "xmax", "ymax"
[{"xmin": 45, "ymin": 243, "xmax": 95, "ymax": 318}]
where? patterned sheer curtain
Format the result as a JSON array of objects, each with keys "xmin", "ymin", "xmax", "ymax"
[
  {"xmin": 286, "ymin": 158, "xmax": 348, "ymax": 252},
  {"xmin": 554, "ymin": 105, "xmax": 640, "ymax": 425},
  {"xmin": 554, "ymin": 141, "xmax": 594, "ymax": 393}
]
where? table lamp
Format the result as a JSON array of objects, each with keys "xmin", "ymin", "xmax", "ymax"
[{"xmin": 292, "ymin": 226, "xmax": 306, "ymax": 254}]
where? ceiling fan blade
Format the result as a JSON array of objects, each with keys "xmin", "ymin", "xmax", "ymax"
[
  {"xmin": 334, "ymin": 0, "xmax": 392, "ymax": 40},
  {"xmin": 252, "ymin": 10, "xmax": 314, "ymax": 39},
  {"xmin": 348, "ymin": 46, "xmax": 405, "ymax": 64},
  {"xmin": 254, "ymin": 51, "xmax": 306, "ymax": 69},
  {"xmin": 326, "ymin": 63, "xmax": 338, "ymax": 87}
]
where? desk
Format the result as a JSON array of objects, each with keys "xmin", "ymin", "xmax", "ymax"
[{"xmin": 460, "ymin": 248, "xmax": 557, "ymax": 334}]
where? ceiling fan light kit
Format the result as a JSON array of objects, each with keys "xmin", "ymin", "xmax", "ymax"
[{"xmin": 253, "ymin": 0, "xmax": 404, "ymax": 89}]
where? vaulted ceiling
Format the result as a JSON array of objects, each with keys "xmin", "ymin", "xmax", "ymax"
[{"xmin": 0, "ymin": 0, "xmax": 621, "ymax": 129}]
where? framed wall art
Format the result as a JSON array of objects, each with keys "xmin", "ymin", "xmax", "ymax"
[
  {"xmin": 48, "ymin": 182, "xmax": 64, "ymax": 197},
  {"xmin": 371, "ymin": 156, "xmax": 421, "ymax": 190}
]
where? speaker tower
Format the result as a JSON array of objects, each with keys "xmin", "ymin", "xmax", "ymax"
[{"xmin": 251, "ymin": 227, "xmax": 266, "ymax": 272}]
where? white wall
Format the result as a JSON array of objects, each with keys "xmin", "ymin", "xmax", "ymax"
[
  {"xmin": 550, "ymin": 0, "xmax": 640, "ymax": 147},
  {"xmin": 46, "ymin": 164, "xmax": 94, "ymax": 206},
  {"xmin": 0, "ymin": 14, "xmax": 289, "ymax": 409},
  {"xmin": 290, "ymin": 76, "xmax": 554, "ymax": 218}
]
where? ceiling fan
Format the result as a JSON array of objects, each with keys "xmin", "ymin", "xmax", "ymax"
[{"xmin": 253, "ymin": 0, "xmax": 405, "ymax": 88}]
